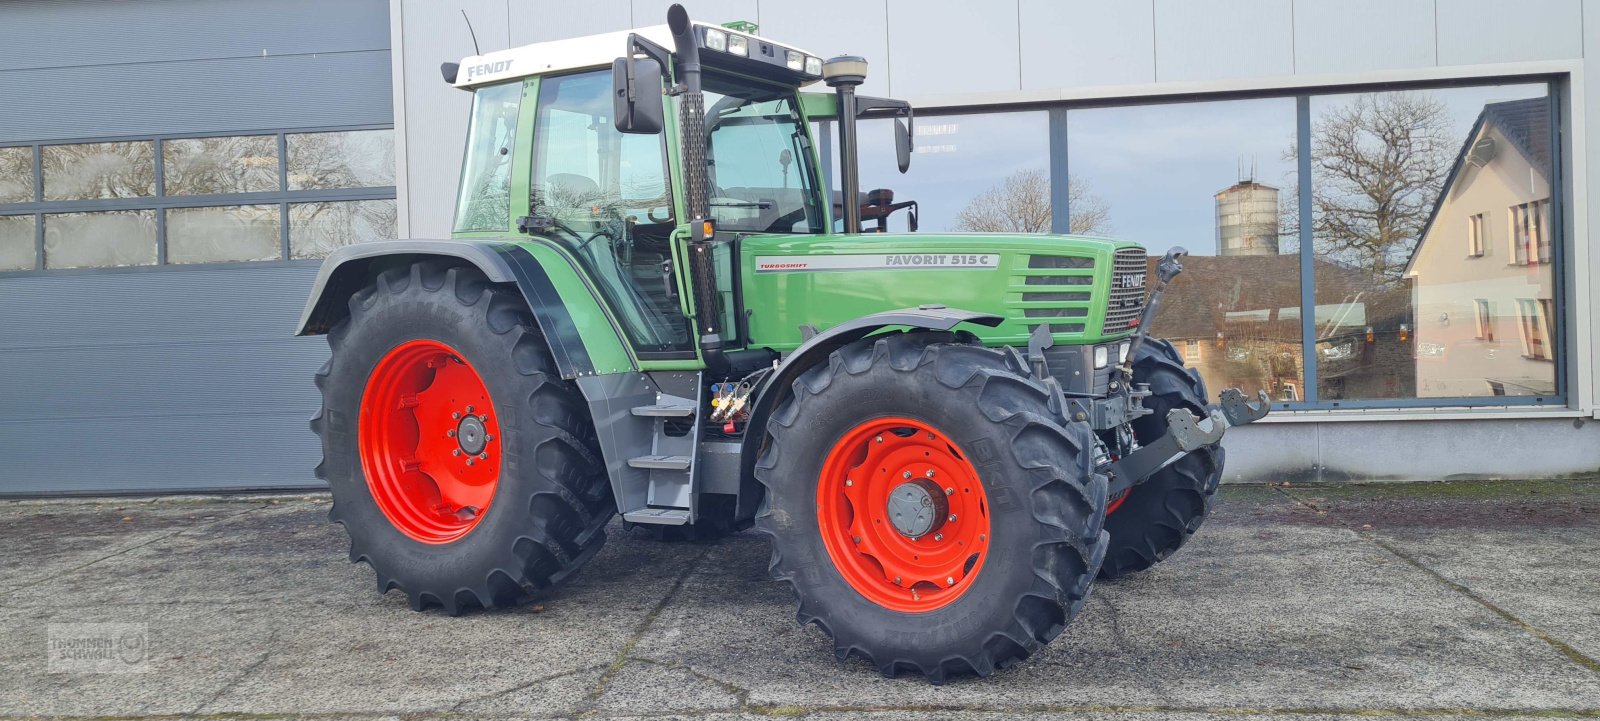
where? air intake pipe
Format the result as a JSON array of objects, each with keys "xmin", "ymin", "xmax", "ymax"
[{"xmin": 667, "ymin": 4, "xmax": 725, "ymax": 371}]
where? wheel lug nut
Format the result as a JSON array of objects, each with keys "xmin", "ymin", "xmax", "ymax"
[
  {"xmin": 485, "ymin": 434, "xmax": 494, "ymax": 442},
  {"xmin": 845, "ymin": 479, "xmax": 853, "ymax": 487},
  {"xmin": 979, "ymin": 534, "xmax": 987, "ymax": 541},
  {"xmin": 452, "ymin": 449, "xmax": 461, "ymax": 457},
  {"xmin": 466, "ymin": 458, "xmax": 475, "ymax": 466},
  {"xmin": 944, "ymin": 487, "xmax": 954, "ymax": 495},
  {"xmin": 478, "ymin": 452, "xmax": 488, "ymax": 460},
  {"xmin": 452, "ymin": 412, "xmax": 461, "ymax": 420},
  {"xmin": 934, "ymin": 533, "xmax": 944, "ymax": 541},
  {"xmin": 447, "ymin": 429, "xmax": 456, "ymax": 438},
  {"xmin": 893, "ymin": 576, "xmax": 902, "ymax": 585},
  {"xmin": 946, "ymin": 576, "xmax": 955, "ymax": 586},
  {"xmin": 874, "ymin": 435, "xmax": 883, "ymax": 444},
  {"xmin": 925, "ymin": 469, "xmax": 935, "ymax": 478},
  {"xmin": 466, "ymin": 405, "xmax": 474, "ymax": 413},
  {"xmin": 852, "ymin": 536, "xmax": 861, "ymax": 544},
  {"xmin": 948, "ymin": 514, "xmax": 957, "ymax": 522},
  {"xmin": 902, "ymin": 471, "xmax": 911, "ymax": 479}
]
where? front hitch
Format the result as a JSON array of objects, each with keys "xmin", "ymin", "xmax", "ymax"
[{"xmin": 1103, "ymin": 387, "xmax": 1270, "ymax": 498}]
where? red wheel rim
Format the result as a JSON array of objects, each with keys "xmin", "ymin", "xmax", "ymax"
[
  {"xmin": 359, "ymin": 339, "xmax": 501, "ymax": 544},
  {"xmin": 816, "ymin": 417, "xmax": 992, "ymax": 613}
]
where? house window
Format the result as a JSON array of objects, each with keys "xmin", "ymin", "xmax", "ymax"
[
  {"xmin": 1185, "ymin": 339, "xmax": 1201, "ymax": 363},
  {"xmin": 1474, "ymin": 299, "xmax": 1494, "ymax": 341},
  {"xmin": 1517, "ymin": 298, "xmax": 1552, "ymax": 360},
  {"xmin": 1467, "ymin": 213, "xmax": 1485, "ymax": 257},
  {"xmin": 1509, "ymin": 199, "xmax": 1550, "ymax": 265},
  {"xmin": 1280, "ymin": 382, "xmax": 1299, "ymax": 402}
]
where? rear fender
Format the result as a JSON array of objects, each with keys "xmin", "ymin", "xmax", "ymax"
[
  {"xmin": 295, "ymin": 239, "xmax": 634, "ymax": 380},
  {"xmin": 732, "ymin": 307, "xmax": 1003, "ymax": 520}
]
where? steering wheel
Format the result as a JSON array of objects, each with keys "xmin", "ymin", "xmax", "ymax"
[{"xmin": 647, "ymin": 205, "xmax": 671, "ymax": 224}]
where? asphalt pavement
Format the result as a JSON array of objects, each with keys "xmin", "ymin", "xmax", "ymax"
[{"xmin": 2, "ymin": 479, "xmax": 1598, "ymax": 720}]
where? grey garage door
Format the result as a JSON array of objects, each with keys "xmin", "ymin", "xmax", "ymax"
[{"xmin": 0, "ymin": 0, "xmax": 393, "ymax": 495}]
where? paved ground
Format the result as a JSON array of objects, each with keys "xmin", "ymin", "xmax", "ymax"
[{"xmin": 2, "ymin": 480, "xmax": 1598, "ymax": 721}]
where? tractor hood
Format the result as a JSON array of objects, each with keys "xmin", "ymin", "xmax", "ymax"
[{"xmin": 737, "ymin": 232, "xmax": 1149, "ymax": 351}]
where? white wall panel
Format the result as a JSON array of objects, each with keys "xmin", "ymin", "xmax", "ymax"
[
  {"xmin": 1020, "ymin": 0, "xmax": 1156, "ymax": 90},
  {"xmin": 1436, "ymin": 0, "xmax": 1582, "ymax": 66},
  {"xmin": 631, "ymin": 0, "xmax": 758, "ymax": 28},
  {"xmin": 396, "ymin": 0, "xmax": 509, "ymax": 239},
  {"xmin": 886, "ymin": 0, "xmax": 1020, "ymax": 98},
  {"xmin": 512, "ymin": 0, "xmax": 632, "ymax": 45},
  {"xmin": 1152, "ymin": 0, "xmax": 1293, "ymax": 83},
  {"xmin": 1292, "ymin": 0, "xmax": 1435, "ymax": 75},
  {"xmin": 760, "ymin": 0, "xmax": 891, "ymax": 97}
]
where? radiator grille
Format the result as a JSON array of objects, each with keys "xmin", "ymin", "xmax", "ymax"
[{"xmin": 1105, "ymin": 248, "xmax": 1149, "ymax": 331}]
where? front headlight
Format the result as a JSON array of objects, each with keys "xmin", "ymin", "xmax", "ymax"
[
  {"xmin": 704, "ymin": 28, "xmax": 727, "ymax": 52},
  {"xmin": 1093, "ymin": 345, "xmax": 1109, "ymax": 369},
  {"xmin": 726, "ymin": 33, "xmax": 749, "ymax": 56},
  {"xmin": 1118, "ymin": 341, "xmax": 1131, "ymax": 364},
  {"xmin": 785, "ymin": 50, "xmax": 804, "ymax": 71}
]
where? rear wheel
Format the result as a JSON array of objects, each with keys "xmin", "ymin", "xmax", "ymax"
[
  {"xmin": 312, "ymin": 260, "xmax": 614, "ymax": 613},
  {"xmin": 755, "ymin": 332, "xmax": 1108, "ymax": 682},
  {"xmin": 1098, "ymin": 339, "xmax": 1224, "ymax": 580}
]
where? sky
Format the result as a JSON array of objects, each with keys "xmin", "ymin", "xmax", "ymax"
[{"xmin": 827, "ymin": 81, "xmax": 1550, "ymax": 256}]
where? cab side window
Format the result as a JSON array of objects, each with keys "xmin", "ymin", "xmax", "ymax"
[{"xmin": 530, "ymin": 71, "xmax": 691, "ymax": 354}]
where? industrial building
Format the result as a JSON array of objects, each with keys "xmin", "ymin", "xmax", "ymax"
[{"xmin": 3, "ymin": 0, "xmax": 1598, "ymax": 494}]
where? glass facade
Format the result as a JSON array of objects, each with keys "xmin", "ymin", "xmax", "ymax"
[
  {"xmin": 0, "ymin": 127, "xmax": 395, "ymax": 271},
  {"xmin": 847, "ymin": 77, "xmax": 1564, "ymax": 409}
]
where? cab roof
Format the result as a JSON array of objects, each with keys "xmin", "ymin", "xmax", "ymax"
[{"xmin": 452, "ymin": 22, "xmax": 821, "ymax": 89}]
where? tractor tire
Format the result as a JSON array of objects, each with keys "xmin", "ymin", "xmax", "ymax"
[
  {"xmin": 755, "ymin": 332, "xmax": 1108, "ymax": 683},
  {"xmin": 312, "ymin": 260, "xmax": 614, "ymax": 614},
  {"xmin": 1098, "ymin": 339, "xmax": 1225, "ymax": 580}
]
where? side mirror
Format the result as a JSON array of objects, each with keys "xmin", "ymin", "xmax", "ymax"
[
  {"xmin": 612, "ymin": 57, "xmax": 664, "ymax": 134},
  {"xmin": 894, "ymin": 117, "xmax": 912, "ymax": 173}
]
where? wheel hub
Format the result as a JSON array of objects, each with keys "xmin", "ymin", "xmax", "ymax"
[
  {"xmin": 886, "ymin": 479, "xmax": 948, "ymax": 539},
  {"xmin": 457, "ymin": 415, "xmax": 488, "ymax": 455}
]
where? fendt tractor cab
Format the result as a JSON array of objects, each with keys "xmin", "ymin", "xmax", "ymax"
[{"xmin": 297, "ymin": 5, "xmax": 1268, "ymax": 681}]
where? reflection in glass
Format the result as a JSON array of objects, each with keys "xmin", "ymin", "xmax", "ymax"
[
  {"xmin": 289, "ymin": 199, "xmax": 396, "ymax": 259},
  {"xmin": 44, "ymin": 210, "xmax": 157, "ymax": 268},
  {"xmin": 849, "ymin": 112, "xmax": 1050, "ymax": 233},
  {"xmin": 0, "ymin": 147, "xmax": 33, "ymax": 203},
  {"xmin": 1310, "ymin": 84, "xmax": 1554, "ymax": 400},
  {"xmin": 1068, "ymin": 98, "xmax": 1301, "ymax": 402},
  {"xmin": 286, "ymin": 130, "xmax": 395, "ymax": 190},
  {"xmin": 163, "ymin": 136, "xmax": 280, "ymax": 195},
  {"xmin": 0, "ymin": 215, "xmax": 35, "ymax": 271},
  {"xmin": 42, "ymin": 142, "xmax": 156, "ymax": 200},
  {"xmin": 454, "ymin": 82, "xmax": 523, "ymax": 233},
  {"xmin": 167, "ymin": 205, "xmax": 282, "ymax": 264}
]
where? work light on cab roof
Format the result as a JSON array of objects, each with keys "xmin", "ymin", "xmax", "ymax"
[{"xmin": 300, "ymin": 2, "xmax": 1270, "ymax": 685}]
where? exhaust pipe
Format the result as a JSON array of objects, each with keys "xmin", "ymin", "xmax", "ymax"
[{"xmin": 823, "ymin": 56, "xmax": 868, "ymax": 234}]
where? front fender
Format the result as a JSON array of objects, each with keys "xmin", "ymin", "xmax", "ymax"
[{"xmin": 733, "ymin": 306, "xmax": 1003, "ymax": 520}]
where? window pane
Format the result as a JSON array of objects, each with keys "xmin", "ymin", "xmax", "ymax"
[
  {"xmin": 42, "ymin": 142, "xmax": 155, "ymax": 200},
  {"xmin": 1309, "ymin": 84, "xmax": 1555, "ymax": 401},
  {"xmin": 0, "ymin": 215, "xmax": 35, "ymax": 271},
  {"xmin": 850, "ymin": 112, "xmax": 1048, "ymax": 233},
  {"xmin": 163, "ymin": 135, "xmax": 280, "ymax": 195},
  {"xmin": 289, "ymin": 199, "xmax": 396, "ymax": 259},
  {"xmin": 43, "ymin": 210, "xmax": 157, "ymax": 268},
  {"xmin": 702, "ymin": 73, "xmax": 820, "ymax": 233},
  {"xmin": 286, "ymin": 130, "xmax": 395, "ymax": 190},
  {"xmin": 1069, "ymin": 98, "xmax": 1301, "ymax": 403},
  {"xmin": 0, "ymin": 147, "xmax": 33, "ymax": 203},
  {"xmin": 166, "ymin": 205, "xmax": 282, "ymax": 264},
  {"xmin": 454, "ymin": 82, "xmax": 523, "ymax": 232}
]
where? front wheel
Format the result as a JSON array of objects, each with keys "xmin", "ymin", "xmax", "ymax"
[
  {"xmin": 1098, "ymin": 339, "xmax": 1225, "ymax": 579},
  {"xmin": 755, "ymin": 332, "xmax": 1108, "ymax": 682}
]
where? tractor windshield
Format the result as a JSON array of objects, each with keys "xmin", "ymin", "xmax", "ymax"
[{"xmin": 702, "ymin": 73, "xmax": 824, "ymax": 234}]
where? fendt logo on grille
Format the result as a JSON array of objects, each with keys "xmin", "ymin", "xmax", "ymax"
[{"xmin": 1118, "ymin": 273, "xmax": 1147, "ymax": 289}]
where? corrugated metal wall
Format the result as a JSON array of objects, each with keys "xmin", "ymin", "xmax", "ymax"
[{"xmin": 0, "ymin": 0, "xmax": 391, "ymax": 494}]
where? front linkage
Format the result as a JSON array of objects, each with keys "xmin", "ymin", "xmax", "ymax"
[{"xmin": 1029, "ymin": 247, "xmax": 1270, "ymax": 499}]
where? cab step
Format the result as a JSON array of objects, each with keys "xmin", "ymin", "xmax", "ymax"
[
  {"xmin": 631, "ymin": 402, "xmax": 696, "ymax": 418},
  {"xmin": 627, "ymin": 454, "xmax": 692, "ymax": 471},
  {"xmin": 623, "ymin": 508, "xmax": 691, "ymax": 525}
]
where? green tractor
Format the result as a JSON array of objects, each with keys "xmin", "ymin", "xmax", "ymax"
[{"xmin": 298, "ymin": 4, "xmax": 1268, "ymax": 682}]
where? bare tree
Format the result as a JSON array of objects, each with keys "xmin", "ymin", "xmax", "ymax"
[
  {"xmin": 1285, "ymin": 93, "xmax": 1454, "ymax": 283},
  {"xmin": 954, "ymin": 168, "xmax": 1111, "ymax": 235}
]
